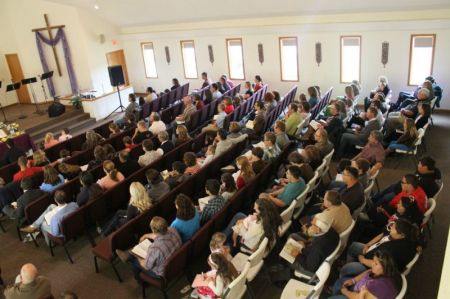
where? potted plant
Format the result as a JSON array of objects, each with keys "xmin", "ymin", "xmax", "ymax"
[{"xmin": 71, "ymin": 95, "xmax": 82, "ymax": 109}]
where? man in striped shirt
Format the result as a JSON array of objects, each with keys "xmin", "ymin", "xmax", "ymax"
[{"xmin": 116, "ymin": 216, "xmax": 182, "ymax": 280}]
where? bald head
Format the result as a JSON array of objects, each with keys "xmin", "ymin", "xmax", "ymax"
[{"xmin": 20, "ymin": 263, "xmax": 38, "ymax": 284}]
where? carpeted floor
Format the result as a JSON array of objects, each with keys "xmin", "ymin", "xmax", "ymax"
[{"xmin": 0, "ymin": 113, "xmax": 448, "ymax": 299}]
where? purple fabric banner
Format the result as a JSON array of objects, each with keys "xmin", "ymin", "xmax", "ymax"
[{"xmin": 35, "ymin": 28, "xmax": 79, "ymax": 96}]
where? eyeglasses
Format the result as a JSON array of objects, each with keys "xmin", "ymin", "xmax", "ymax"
[{"xmin": 401, "ymin": 181, "xmax": 408, "ymax": 184}]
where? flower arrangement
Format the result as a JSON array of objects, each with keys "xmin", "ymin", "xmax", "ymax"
[{"xmin": 0, "ymin": 122, "xmax": 22, "ymax": 142}]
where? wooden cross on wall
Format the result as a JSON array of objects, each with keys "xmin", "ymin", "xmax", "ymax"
[{"xmin": 32, "ymin": 14, "xmax": 65, "ymax": 76}]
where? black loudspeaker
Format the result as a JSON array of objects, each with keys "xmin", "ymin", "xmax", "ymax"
[
  {"xmin": 108, "ymin": 65, "xmax": 125, "ymax": 87},
  {"xmin": 48, "ymin": 102, "xmax": 65, "ymax": 118}
]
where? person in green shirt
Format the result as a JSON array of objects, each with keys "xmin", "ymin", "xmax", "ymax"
[
  {"xmin": 260, "ymin": 165, "xmax": 306, "ymax": 209},
  {"xmin": 285, "ymin": 103, "xmax": 302, "ymax": 137},
  {"xmin": 274, "ymin": 120, "xmax": 290, "ymax": 149}
]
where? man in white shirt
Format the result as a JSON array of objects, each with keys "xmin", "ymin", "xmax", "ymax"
[
  {"xmin": 149, "ymin": 112, "xmax": 166, "ymax": 135},
  {"xmin": 138, "ymin": 139, "xmax": 162, "ymax": 167},
  {"xmin": 144, "ymin": 87, "xmax": 158, "ymax": 102},
  {"xmin": 211, "ymin": 83, "xmax": 222, "ymax": 100}
]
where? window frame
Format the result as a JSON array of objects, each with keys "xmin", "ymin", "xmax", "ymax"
[
  {"xmin": 279, "ymin": 36, "xmax": 299, "ymax": 82},
  {"xmin": 407, "ymin": 34, "xmax": 436, "ymax": 86},
  {"xmin": 340, "ymin": 35, "xmax": 362, "ymax": 84},
  {"xmin": 180, "ymin": 40, "xmax": 199, "ymax": 79},
  {"xmin": 225, "ymin": 38, "xmax": 246, "ymax": 80},
  {"xmin": 140, "ymin": 42, "xmax": 158, "ymax": 79}
]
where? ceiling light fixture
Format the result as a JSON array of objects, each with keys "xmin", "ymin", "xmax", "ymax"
[{"xmin": 94, "ymin": 4, "xmax": 100, "ymax": 10}]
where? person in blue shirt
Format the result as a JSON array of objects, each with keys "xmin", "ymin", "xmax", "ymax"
[
  {"xmin": 260, "ymin": 165, "xmax": 306, "ymax": 210},
  {"xmin": 40, "ymin": 165, "xmax": 65, "ymax": 193},
  {"xmin": 170, "ymin": 193, "xmax": 200, "ymax": 242},
  {"xmin": 307, "ymin": 86, "xmax": 320, "ymax": 109},
  {"xmin": 20, "ymin": 190, "xmax": 78, "ymax": 245}
]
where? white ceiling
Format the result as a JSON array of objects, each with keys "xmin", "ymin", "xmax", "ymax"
[{"xmin": 46, "ymin": 0, "xmax": 450, "ymax": 27}]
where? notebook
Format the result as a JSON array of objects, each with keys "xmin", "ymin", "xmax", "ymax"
[
  {"xmin": 131, "ymin": 239, "xmax": 152, "ymax": 259},
  {"xmin": 191, "ymin": 274, "xmax": 210, "ymax": 288},
  {"xmin": 279, "ymin": 238, "xmax": 304, "ymax": 264}
]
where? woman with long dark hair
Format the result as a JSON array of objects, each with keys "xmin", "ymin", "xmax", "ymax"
[{"xmin": 170, "ymin": 193, "xmax": 200, "ymax": 242}]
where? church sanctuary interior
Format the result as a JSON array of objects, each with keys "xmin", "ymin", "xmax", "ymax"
[{"xmin": 1, "ymin": 0, "xmax": 450, "ymax": 298}]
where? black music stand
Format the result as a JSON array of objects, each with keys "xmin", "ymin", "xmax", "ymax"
[
  {"xmin": 6, "ymin": 82, "xmax": 26, "ymax": 119},
  {"xmin": 22, "ymin": 77, "xmax": 45, "ymax": 115},
  {"xmin": 39, "ymin": 71, "xmax": 53, "ymax": 103},
  {"xmin": 0, "ymin": 81, "xmax": 9, "ymax": 122}
]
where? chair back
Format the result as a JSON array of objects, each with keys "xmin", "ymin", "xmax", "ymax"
[
  {"xmin": 364, "ymin": 180, "xmax": 375, "ymax": 200},
  {"xmin": 60, "ymin": 208, "xmax": 85, "ymax": 241},
  {"xmin": 190, "ymin": 220, "xmax": 213, "ymax": 259},
  {"xmin": 337, "ymin": 220, "xmax": 355, "ymax": 256},
  {"xmin": 352, "ymin": 199, "xmax": 367, "ymax": 220},
  {"xmin": 281, "ymin": 200, "xmax": 296, "ymax": 223},
  {"xmin": 312, "ymin": 261, "xmax": 332, "ymax": 297},
  {"xmin": 224, "ymin": 262, "xmax": 250, "ymax": 299},
  {"xmin": 248, "ymin": 237, "xmax": 268, "ymax": 268},
  {"xmin": 293, "ymin": 185, "xmax": 310, "ymax": 219},
  {"xmin": 431, "ymin": 182, "xmax": 444, "ymax": 202},
  {"xmin": 163, "ymin": 241, "xmax": 191, "ymax": 283},
  {"xmin": 325, "ymin": 240, "xmax": 341, "ymax": 264},
  {"xmin": 403, "ymin": 252, "xmax": 420, "ymax": 276},
  {"xmin": 395, "ymin": 274, "xmax": 407, "ymax": 299},
  {"xmin": 422, "ymin": 197, "xmax": 436, "ymax": 226},
  {"xmin": 323, "ymin": 149, "xmax": 334, "ymax": 166}
]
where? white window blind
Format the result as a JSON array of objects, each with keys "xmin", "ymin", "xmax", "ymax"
[
  {"xmin": 141, "ymin": 43, "xmax": 157, "ymax": 78},
  {"xmin": 409, "ymin": 35, "xmax": 435, "ymax": 86},
  {"xmin": 181, "ymin": 40, "xmax": 198, "ymax": 79},
  {"xmin": 280, "ymin": 37, "xmax": 299, "ymax": 81},
  {"xmin": 340, "ymin": 36, "xmax": 361, "ymax": 83}
]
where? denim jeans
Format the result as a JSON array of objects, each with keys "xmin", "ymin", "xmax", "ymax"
[
  {"xmin": 128, "ymin": 255, "xmax": 160, "ymax": 281},
  {"xmin": 223, "ymin": 212, "xmax": 247, "ymax": 239},
  {"xmin": 371, "ymin": 183, "xmax": 398, "ymax": 206},
  {"xmin": 32, "ymin": 204, "xmax": 56, "ymax": 245},
  {"xmin": 346, "ymin": 242, "xmax": 365, "ymax": 262},
  {"xmin": 388, "ymin": 142, "xmax": 411, "ymax": 151}
]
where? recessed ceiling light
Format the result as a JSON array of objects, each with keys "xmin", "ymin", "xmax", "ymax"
[{"xmin": 94, "ymin": 4, "xmax": 100, "ymax": 10}]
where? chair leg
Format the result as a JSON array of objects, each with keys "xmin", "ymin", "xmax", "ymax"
[
  {"xmin": 142, "ymin": 283, "xmax": 146, "ymax": 298},
  {"xmin": 427, "ymin": 224, "xmax": 432, "ymax": 239},
  {"xmin": 247, "ymin": 283, "xmax": 255, "ymax": 299},
  {"xmin": 0, "ymin": 221, "xmax": 5, "ymax": 233},
  {"xmin": 16, "ymin": 227, "xmax": 23, "ymax": 241},
  {"xmin": 162, "ymin": 291, "xmax": 168, "ymax": 299},
  {"xmin": 49, "ymin": 240, "xmax": 55, "ymax": 257},
  {"xmin": 63, "ymin": 245, "xmax": 74, "ymax": 264},
  {"xmin": 111, "ymin": 262, "xmax": 123, "ymax": 283},
  {"xmin": 94, "ymin": 256, "xmax": 99, "ymax": 273}
]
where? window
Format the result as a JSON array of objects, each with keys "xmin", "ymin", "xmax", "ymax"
[
  {"xmin": 279, "ymin": 37, "xmax": 299, "ymax": 81},
  {"xmin": 408, "ymin": 34, "xmax": 436, "ymax": 86},
  {"xmin": 340, "ymin": 36, "xmax": 361, "ymax": 83},
  {"xmin": 180, "ymin": 40, "xmax": 198, "ymax": 79},
  {"xmin": 141, "ymin": 42, "xmax": 157, "ymax": 78},
  {"xmin": 226, "ymin": 38, "xmax": 245, "ymax": 80}
]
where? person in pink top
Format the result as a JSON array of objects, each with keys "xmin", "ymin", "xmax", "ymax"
[
  {"xmin": 97, "ymin": 160, "xmax": 125, "ymax": 191},
  {"xmin": 43, "ymin": 133, "xmax": 59, "ymax": 149},
  {"xmin": 183, "ymin": 152, "xmax": 200, "ymax": 175}
]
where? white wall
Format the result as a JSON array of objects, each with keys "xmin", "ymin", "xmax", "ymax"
[
  {"xmin": 0, "ymin": 0, "xmax": 121, "ymax": 107},
  {"xmin": 122, "ymin": 16, "xmax": 450, "ymax": 109}
]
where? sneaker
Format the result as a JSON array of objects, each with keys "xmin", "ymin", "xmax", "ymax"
[
  {"xmin": 115, "ymin": 249, "xmax": 130, "ymax": 263},
  {"xmin": 22, "ymin": 232, "xmax": 40, "ymax": 243},
  {"xmin": 20, "ymin": 226, "xmax": 38, "ymax": 234}
]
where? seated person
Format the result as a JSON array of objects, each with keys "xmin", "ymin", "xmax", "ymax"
[
  {"xmin": 338, "ymin": 166, "xmax": 365, "ymax": 215},
  {"xmin": 87, "ymin": 145, "xmax": 107, "ymax": 170},
  {"xmin": 248, "ymin": 147, "xmax": 267, "ymax": 174},
  {"xmin": 108, "ymin": 122, "xmax": 122, "ymax": 138},
  {"xmin": 145, "ymin": 169, "xmax": 170, "ymax": 203},
  {"xmin": 192, "ymin": 253, "xmax": 238, "ymax": 298},
  {"xmin": 97, "ymin": 160, "xmax": 125, "ymax": 191},
  {"xmin": 156, "ymin": 131, "xmax": 174, "ymax": 155},
  {"xmin": 330, "ymin": 158, "xmax": 370, "ymax": 190},
  {"xmin": 338, "ymin": 107, "xmax": 381, "ymax": 157},
  {"xmin": 174, "ymin": 125, "xmax": 192, "ymax": 146},
  {"xmin": 262, "ymin": 132, "xmax": 281, "ymax": 161},
  {"xmin": 307, "ymin": 86, "xmax": 319, "ymax": 108},
  {"xmin": 101, "ymin": 182, "xmax": 152, "ymax": 236},
  {"xmin": 286, "ymin": 219, "xmax": 339, "ymax": 276},
  {"xmin": 254, "ymin": 75, "xmax": 263, "ymax": 92},
  {"xmin": 226, "ymin": 122, "xmax": 245, "ymax": 141},
  {"xmin": 193, "ymin": 93, "xmax": 204, "ymax": 110},
  {"xmin": 343, "ymin": 218, "xmax": 417, "ymax": 276},
  {"xmin": 299, "ymin": 101, "xmax": 311, "ymax": 120},
  {"xmin": 330, "ymin": 251, "xmax": 401, "ymax": 299},
  {"xmin": 103, "ymin": 143, "xmax": 117, "ymax": 160},
  {"xmin": 211, "ymin": 83, "xmax": 223, "ymax": 100},
  {"xmin": 3, "ymin": 264, "xmax": 51, "ymax": 299},
  {"xmin": 20, "ymin": 190, "xmax": 78, "ymax": 245},
  {"xmin": 274, "ymin": 121, "xmax": 290, "ymax": 149},
  {"xmin": 223, "ymin": 96, "xmax": 234, "ymax": 114},
  {"xmin": 115, "ymin": 93, "xmax": 138, "ymax": 126},
  {"xmin": 184, "ymin": 152, "xmax": 201, "ymax": 175},
  {"xmin": 171, "ymin": 78, "xmax": 181, "ymax": 90},
  {"xmin": 164, "ymin": 161, "xmax": 189, "ymax": 189},
  {"xmin": 219, "ymin": 76, "xmax": 230, "ymax": 93},
  {"xmin": 414, "ymin": 102, "xmax": 431, "ymax": 129},
  {"xmin": 209, "ymin": 232, "xmax": 232, "ymax": 261},
  {"xmin": 235, "ymin": 156, "xmax": 255, "ymax": 189},
  {"xmin": 132, "ymin": 120, "xmax": 153, "ymax": 144},
  {"xmin": 223, "ymin": 198, "xmax": 282, "ymax": 254},
  {"xmin": 385, "ymin": 118, "xmax": 418, "ymax": 155},
  {"xmin": 76, "ymin": 171, "xmax": 103, "ymax": 206},
  {"xmin": 220, "ymin": 173, "xmax": 237, "ymax": 201},
  {"xmin": 2, "ymin": 178, "xmax": 45, "ymax": 227},
  {"xmin": 302, "ymin": 145, "xmax": 322, "ymax": 170},
  {"xmin": 82, "ymin": 130, "xmax": 105, "ymax": 151},
  {"xmin": 43, "ymin": 132, "xmax": 59, "ymax": 149},
  {"xmin": 57, "ymin": 162, "xmax": 81, "ymax": 180},
  {"xmin": 246, "ymin": 101, "xmax": 267, "ymax": 138},
  {"xmin": 170, "ymin": 194, "xmax": 200, "ymax": 242},
  {"xmin": 313, "ymin": 128, "xmax": 334, "ymax": 159},
  {"xmin": 116, "ymin": 150, "xmax": 140, "ymax": 177},
  {"xmin": 138, "ymin": 139, "xmax": 162, "ymax": 167},
  {"xmin": 40, "ymin": 166, "xmax": 65, "ymax": 193},
  {"xmin": 148, "ymin": 112, "xmax": 166, "ymax": 135},
  {"xmin": 214, "ymin": 129, "xmax": 233, "ymax": 158},
  {"xmin": 199, "ymin": 144, "xmax": 216, "ymax": 167},
  {"xmin": 13, "ymin": 156, "xmax": 43, "ymax": 182},
  {"xmin": 1, "ymin": 139, "xmax": 26, "ymax": 166},
  {"xmin": 242, "ymin": 81, "xmax": 254, "ymax": 99},
  {"xmin": 144, "ymin": 86, "xmax": 158, "ymax": 102},
  {"xmin": 284, "ymin": 103, "xmax": 302, "ymax": 137},
  {"xmin": 123, "ymin": 136, "xmax": 138, "ymax": 152},
  {"xmin": 28, "ymin": 150, "xmax": 50, "ymax": 168},
  {"xmin": 175, "ymin": 95, "xmax": 197, "ymax": 124},
  {"xmin": 279, "ymin": 151, "xmax": 314, "ymax": 183},
  {"xmin": 351, "ymin": 130, "xmax": 385, "ymax": 177},
  {"xmin": 199, "ymin": 179, "xmax": 226, "ymax": 224},
  {"xmin": 301, "ymin": 103, "xmax": 344, "ymax": 146},
  {"xmin": 264, "ymin": 92, "xmax": 277, "ymax": 113},
  {"xmin": 303, "ymin": 190, "xmax": 353, "ymax": 236},
  {"xmin": 259, "ymin": 165, "xmax": 306, "ymax": 210},
  {"xmin": 115, "ymin": 216, "xmax": 182, "ymax": 280}
]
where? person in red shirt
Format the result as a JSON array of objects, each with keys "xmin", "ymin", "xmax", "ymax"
[
  {"xmin": 13, "ymin": 156, "xmax": 44, "ymax": 182},
  {"xmin": 123, "ymin": 136, "xmax": 138, "ymax": 152},
  {"xmin": 254, "ymin": 75, "xmax": 263, "ymax": 92},
  {"xmin": 235, "ymin": 156, "xmax": 255, "ymax": 189},
  {"xmin": 386, "ymin": 174, "xmax": 427, "ymax": 214},
  {"xmin": 223, "ymin": 97, "xmax": 234, "ymax": 114}
]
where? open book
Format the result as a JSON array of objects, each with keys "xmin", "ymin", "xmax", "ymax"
[
  {"xmin": 131, "ymin": 239, "xmax": 152, "ymax": 259},
  {"xmin": 252, "ymin": 141, "xmax": 266, "ymax": 149},
  {"xmin": 191, "ymin": 274, "xmax": 211, "ymax": 288},
  {"xmin": 309, "ymin": 120, "xmax": 321, "ymax": 131},
  {"xmin": 245, "ymin": 120, "xmax": 254, "ymax": 129},
  {"xmin": 279, "ymin": 238, "xmax": 304, "ymax": 264}
]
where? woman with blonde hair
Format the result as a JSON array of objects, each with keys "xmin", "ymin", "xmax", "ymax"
[
  {"xmin": 174, "ymin": 125, "xmax": 192, "ymax": 146},
  {"xmin": 97, "ymin": 160, "xmax": 124, "ymax": 190},
  {"xmin": 386, "ymin": 118, "xmax": 418, "ymax": 155},
  {"xmin": 101, "ymin": 182, "xmax": 151, "ymax": 236},
  {"xmin": 235, "ymin": 156, "xmax": 255, "ymax": 189},
  {"xmin": 43, "ymin": 132, "xmax": 59, "ymax": 149},
  {"xmin": 29, "ymin": 149, "xmax": 50, "ymax": 167}
]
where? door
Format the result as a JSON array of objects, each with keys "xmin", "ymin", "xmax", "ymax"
[
  {"xmin": 106, "ymin": 49, "xmax": 129, "ymax": 86},
  {"xmin": 5, "ymin": 54, "xmax": 31, "ymax": 103}
]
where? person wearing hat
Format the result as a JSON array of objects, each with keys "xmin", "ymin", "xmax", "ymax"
[
  {"xmin": 287, "ymin": 218, "xmax": 339, "ymax": 276},
  {"xmin": 2, "ymin": 177, "xmax": 45, "ymax": 227}
]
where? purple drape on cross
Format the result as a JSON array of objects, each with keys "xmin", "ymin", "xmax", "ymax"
[{"xmin": 35, "ymin": 28, "xmax": 78, "ymax": 96}]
